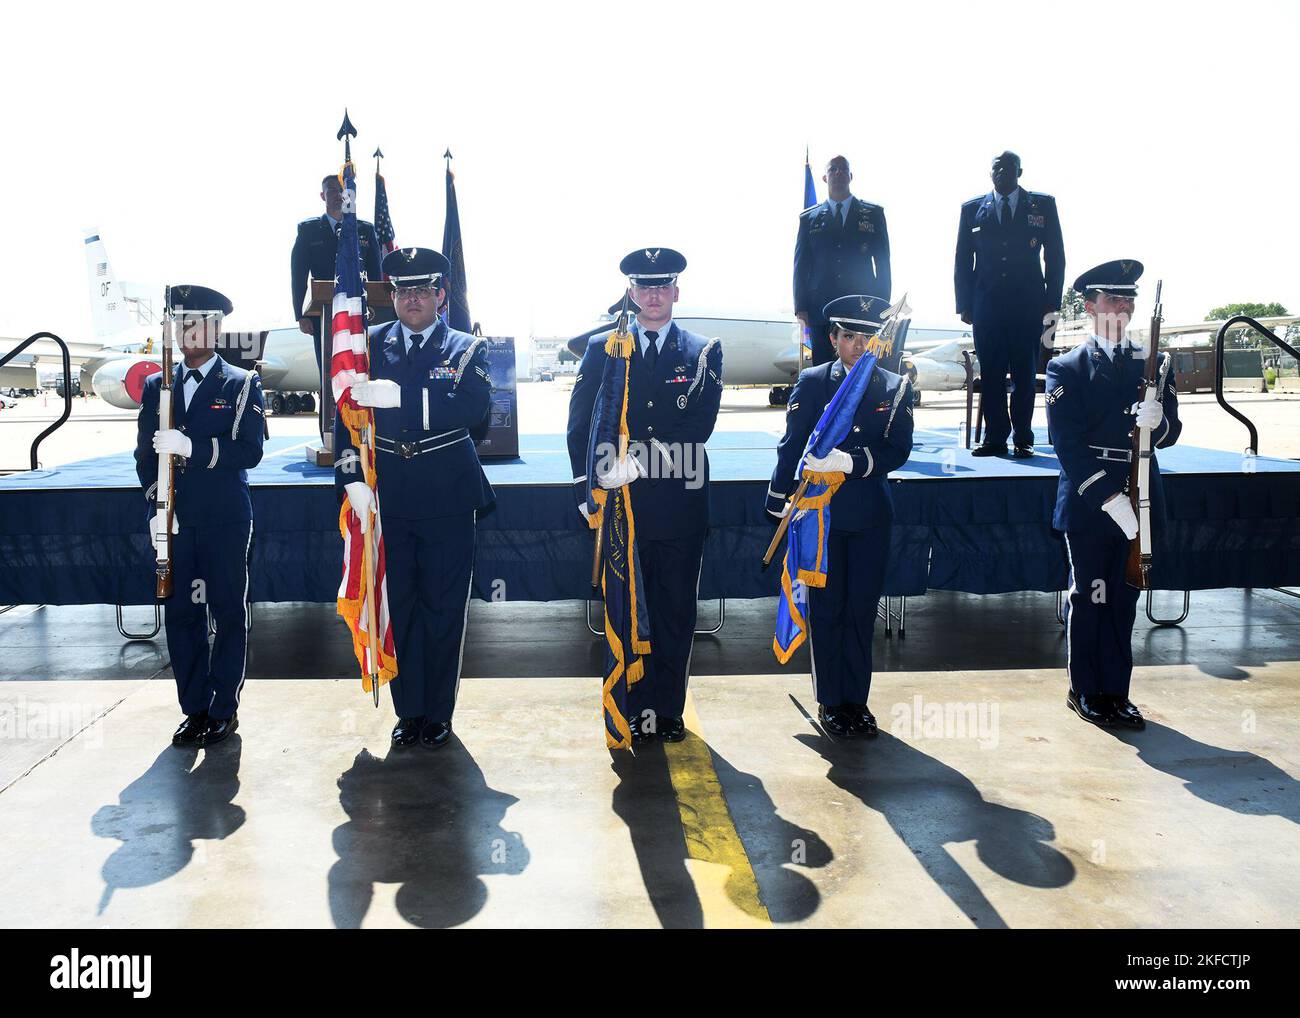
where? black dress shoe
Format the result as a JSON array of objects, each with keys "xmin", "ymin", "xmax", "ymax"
[
  {"xmin": 1011, "ymin": 444, "xmax": 1034, "ymax": 458},
  {"xmin": 172, "ymin": 712, "xmax": 208, "ymax": 747},
  {"xmin": 198, "ymin": 713, "xmax": 238, "ymax": 746},
  {"xmin": 628, "ymin": 712, "xmax": 651, "ymax": 743},
  {"xmin": 391, "ymin": 716, "xmax": 425, "ymax": 747},
  {"xmin": 658, "ymin": 716, "xmax": 686, "ymax": 743},
  {"xmin": 847, "ymin": 703, "xmax": 879, "ymax": 739},
  {"xmin": 1110, "ymin": 697, "xmax": 1147, "ymax": 731},
  {"xmin": 420, "ymin": 719, "xmax": 452, "ymax": 749},
  {"xmin": 1067, "ymin": 689, "xmax": 1118, "ymax": 729},
  {"xmin": 818, "ymin": 704, "xmax": 856, "ymax": 738},
  {"xmin": 971, "ymin": 443, "xmax": 1008, "ymax": 458}
]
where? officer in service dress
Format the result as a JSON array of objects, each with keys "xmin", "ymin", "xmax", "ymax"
[
  {"xmin": 765, "ymin": 295, "xmax": 914, "ymax": 738},
  {"xmin": 566, "ymin": 248, "xmax": 724, "ymax": 743},
  {"xmin": 1046, "ymin": 260, "xmax": 1181, "ymax": 730},
  {"xmin": 134, "ymin": 285, "xmax": 266, "ymax": 747},
  {"xmin": 954, "ymin": 150, "xmax": 1065, "ymax": 457},
  {"xmin": 335, "ymin": 248, "xmax": 494, "ymax": 750},
  {"xmin": 794, "ymin": 155, "xmax": 892, "ymax": 367}
]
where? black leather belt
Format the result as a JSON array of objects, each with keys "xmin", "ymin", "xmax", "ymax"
[{"xmin": 375, "ymin": 429, "xmax": 469, "ymax": 458}]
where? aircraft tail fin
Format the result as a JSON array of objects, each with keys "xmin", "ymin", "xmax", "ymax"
[{"xmin": 83, "ymin": 229, "xmax": 133, "ymax": 338}]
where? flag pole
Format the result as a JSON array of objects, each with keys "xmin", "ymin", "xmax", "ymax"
[
  {"xmin": 762, "ymin": 479, "xmax": 808, "ymax": 567},
  {"xmin": 591, "ymin": 291, "xmax": 633, "ymax": 589},
  {"xmin": 339, "ymin": 109, "xmax": 381, "ymax": 708}
]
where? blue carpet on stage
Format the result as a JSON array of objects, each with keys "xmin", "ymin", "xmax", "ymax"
[{"xmin": 1, "ymin": 428, "xmax": 1297, "ymax": 605}]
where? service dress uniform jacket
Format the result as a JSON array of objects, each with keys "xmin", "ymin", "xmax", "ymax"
[
  {"xmin": 333, "ymin": 319, "xmax": 494, "ymax": 722},
  {"xmin": 1046, "ymin": 337, "xmax": 1182, "ymax": 698},
  {"xmin": 566, "ymin": 321, "xmax": 723, "ymax": 721},
  {"xmin": 765, "ymin": 359, "xmax": 914, "ymax": 708},
  {"xmin": 794, "ymin": 198, "xmax": 892, "ymax": 366},
  {"xmin": 134, "ymin": 354, "xmax": 266, "ymax": 719},
  {"xmin": 290, "ymin": 214, "xmax": 383, "ymax": 366},
  {"xmin": 954, "ymin": 189, "xmax": 1065, "ymax": 447}
]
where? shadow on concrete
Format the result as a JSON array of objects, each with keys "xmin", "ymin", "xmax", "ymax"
[
  {"xmin": 91, "ymin": 737, "xmax": 245, "ymax": 915},
  {"xmin": 793, "ymin": 698, "xmax": 1074, "ymax": 929},
  {"xmin": 328, "ymin": 739, "xmax": 529, "ymax": 928},
  {"xmin": 1111, "ymin": 721, "xmax": 1299, "ymax": 823},
  {"xmin": 610, "ymin": 738, "xmax": 830, "ymax": 927}
]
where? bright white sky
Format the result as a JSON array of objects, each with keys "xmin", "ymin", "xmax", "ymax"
[{"xmin": 3, "ymin": 0, "xmax": 1297, "ymax": 345}]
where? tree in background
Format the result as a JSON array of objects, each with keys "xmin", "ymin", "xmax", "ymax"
[
  {"xmin": 1205, "ymin": 302, "xmax": 1292, "ymax": 350},
  {"xmin": 1060, "ymin": 288, "xmax": 1087, "ymax": 323}
]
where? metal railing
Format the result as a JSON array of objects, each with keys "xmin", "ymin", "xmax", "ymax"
[
  {"xmin": 0, "ymin": 332, "xmax": 73, "ymax": 470},
  {"xmin": 1214, "ymin": 316, "xmax": 1300, "ymax": 455}
]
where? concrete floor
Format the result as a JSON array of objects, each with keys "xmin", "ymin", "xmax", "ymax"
[{"xmin": 0, "ymin": 588, "xmax": 1296, "ymax": 928}]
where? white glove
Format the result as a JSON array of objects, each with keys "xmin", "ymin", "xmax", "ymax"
[
  {"xmin": 153, "ymin": 509, "xmax": 179, "ymax": 541},
  {"xmin": 345, "ymin": 482, "xmax": 374, "ymax": 535},
  {"xmin": 597, "ymin": 455, "xmax": 645, "ymax": 490},
  {"xmin": 1135, "ymin": 397, "xmax": 1164, "ymax": 430},
  {"xmin": 766, "ymin": 501, "xmax": 791, "ymax": 523},
  {"xmin": 351, "ymin": 379, "xmax": 402, "ymax": 409},
  {"xmin": 153, "ymin": 429, "xmax": 192, "ymax": 458},
  {"xmin": 805, "ymin": 449, "xmax": 853, "ymax": 474},
  {"xmin": 578, "ymin": 504, "xmax": 592, "ymax": 523},
  {"xmin": 1102, "ymin": 494, "xmax": 1139, "ymax": 540}
]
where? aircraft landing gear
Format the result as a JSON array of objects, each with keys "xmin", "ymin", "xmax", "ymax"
[
  {"xmin": 768, "ymin": 385, "xmax": 792, "ymax": 407},
  {"xmin": 269, "ymin": 392, "xmax": 285, "ymax": 415}
]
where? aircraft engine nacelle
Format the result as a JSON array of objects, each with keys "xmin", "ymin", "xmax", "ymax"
[{"xmin": 92, "ymin": 357, "xmax": 162, "ymax": 409}]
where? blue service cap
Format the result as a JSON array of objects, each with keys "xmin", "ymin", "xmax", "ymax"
[
  {"xmin": 1073, "ymin": 259, "xmax": 1144, "ymax": 297},
  {"xmin": 383, "ymin": 247, "xmax": 451, "ymax": 288},
  {"xmin": 822, "ymin": 294, "xmax": 889, "ymax": 333},
  {"xmin": 167, "ymin": 284, "xmax": 232, "ymax": 317},
  {"xmin": 620, "ymin": 247, "xmax": 687, "ymax": 286}
]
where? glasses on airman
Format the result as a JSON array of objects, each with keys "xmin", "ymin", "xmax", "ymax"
[{"xmin": 394, "ymin": 284, "xmax": 439, "ymax": 301}]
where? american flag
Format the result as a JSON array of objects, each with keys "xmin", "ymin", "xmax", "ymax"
[
  {"xmin": 331, "ymin": 159, "xmax": 397, "ymax": 694},
  {"xmin": 374, "ymin": 169, "xmax": 396, "ymax": 273}
]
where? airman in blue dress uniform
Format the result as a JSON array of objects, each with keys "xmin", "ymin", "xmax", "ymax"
[
  {"xmin": 1046, "ymin": 260, "xmax": 1181, "ymax": 730},
  {"xmin": 794, "ymin": 155, "xmax": 892, "ymax": 367},
  {"xmin": 566, "ymin": 248, "xmax": 724, "ymax": 743},
  {"xmin": 291, "ymin": 173, "xmax": 383, "ymax": 369},
  {"xmin": 134, "ymin": 285, "xmax": 265, "ymax": 747},
  {"xmin": 765, "ymin": 295, "xmax": 914, "ymax": 738},
  {"xmin": 954, "ymin": 151, "xmax": 1066, "ymax": 457},
  {"xmin": 335, "ymin": 247, "xmax": 494, "ymax": 750}
]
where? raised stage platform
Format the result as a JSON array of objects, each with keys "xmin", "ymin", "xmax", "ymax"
[{"xmin": 0, "ymin": 428, "xmax": 1297, "ymax": 606}]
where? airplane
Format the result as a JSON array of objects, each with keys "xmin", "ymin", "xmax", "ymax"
[{"xmin": 77, "ymin": 230, "xmax": 320, "ymax": 413}]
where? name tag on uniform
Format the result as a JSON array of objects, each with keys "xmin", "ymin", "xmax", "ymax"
[
  {"xmin": 1028, "ymin": 214, "xmax": 1045, "ymax": 227},
  {"xmin": 429, "ymin": 365, "xmax": 457, "ymax": 381},
  {"xmin": 971, "ymin": 226, "xmax": 981, "ymax": 233}
]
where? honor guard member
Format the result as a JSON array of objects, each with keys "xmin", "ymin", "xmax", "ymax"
[
  {"xmin": 336, "ymin": 247, "xmax": 494, "ymax": 750},
  {"xmin": 954, "ymin": 151, "xmax": 1066, "ymax": 457},
  {"xmin": 567, "ymin": 248, "xmax": 724, "ymax": 743},
  {"xmin": 1046, "ymin": 260, "xmax": 1181, "ymax": 730},
  {"xmin": 765, "ymin": 295, "xmax": 914, "ymax": 738},
  {"xmin": 291, "ymin": 173, "xmax": 383, "ymax": 369},
  {"xmin": 134, "ymin": 285, "xmax": 266, "ymax": 747},
  {"xmin": 794, "ymin": 155, "xmax": 892, "ymax": 367}
]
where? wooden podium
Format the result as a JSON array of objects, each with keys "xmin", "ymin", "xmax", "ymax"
[{"xmin": 305, "ymin": 279, "xmax": 394, "ymax": 466}]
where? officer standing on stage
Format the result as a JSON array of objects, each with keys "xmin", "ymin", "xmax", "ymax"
[
  {"xmin": 291, "ymin": 173, "xmax": 383, "ymax": 369},
  {"xmin": 566, "ymin": 248, "xmax": 723, "ymax": 743},
  {"xmin": 1046, "ymin": 260, "xmax": 1181, "ymax": 730},
  {"xmin": 336, "ymin": 247, "xmax": 494, "ymax": 750},
  {"xmin": 134, "ymin": 285, "xmax": 266, "ymax": 747},
  {"xmin": 954, "ymin": 150, "xmax": 1065, "ymax": 458},
  {"xmin": 765, "ymin": 295, "xmax": 914, "ymax": 738},
  {"xmin": 794, "ymin": 155, "xmax": 892, "ymax": 367}
]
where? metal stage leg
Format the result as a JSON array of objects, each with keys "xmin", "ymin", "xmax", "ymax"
[
  {"xmin": 208, "ymin": 604, "xmax": 254, "ymax": 636},
  {"xmin": 116, "ymin": 604, "xmax": 161, "ymax": 641},
  {"xmin": 1271, "ymin": 587, "xmax": 1300, "ymax": 602},
  {"xmin": 586, "ymin": 598, "xmax": 725, "ymax": 637},
  {"xmin": 1145, "ymin": 589, "xmax": 1190, "ymax": 627},
  {"xmin": 877, "ymin": 596, "xmax": 904, "ymax": 638},
  {"xmin": 1056, "ymin": 591, "xmax": 1066, "ymax": 626}
]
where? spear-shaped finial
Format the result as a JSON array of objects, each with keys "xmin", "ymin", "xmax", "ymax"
[
  {"xmin": 444, "ymin": 148, "xmax": 453, "ymax": 163},
  {"xmin": 337, "ymin": 109, "xmax": 357, "ymax": 161},
  {"xmin": 373, "ymin": 146, "xmax": 384, "ymax": 175}
]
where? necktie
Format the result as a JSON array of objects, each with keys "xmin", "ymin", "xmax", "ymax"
[
  {"xmin": 644, "ymin": 331, "xmax": 659, "ymax": 371},
  {"xmin": 409, "ymin": 332, "xmax": 423, "ymax": 353},
  {"xmin": 1000, "ymin": 194, "xmax": 1011, "ymax": 225},
  {"xmin": 834, "ymin": 201, "xmax": 844, "ymax": 228},
  {"xmin": 185, "ymin": 369, "xmax": 202, "ymax": 384}
]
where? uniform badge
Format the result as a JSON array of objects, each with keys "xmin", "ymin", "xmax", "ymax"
[
  {"xmin": 429, "ymin": 366, "xmax": 457, "ymax": 380},
  {"xmin": 859, "ymin": 220, "xmax": 874, "ymax": 233},
  {"xmin": 1028, "ymin": 214, "xmax": 1045, "ymax": 227},
  {"xmin": 676, "ymin": 394, "xmax": 688, "ymax": 409},
  {"xmin": 1030, "ymin": 237, "xmax": 1039, "ymax": 248}
]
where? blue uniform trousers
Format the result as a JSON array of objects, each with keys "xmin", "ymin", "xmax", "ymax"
[
  {"xmin": 807, "ymin": 525, "xmax": 891, "ymax": 707},
  {"xmin": 1063, "ymin": 529, "xmax": 1140, "ymax": 698},
  {"xmin": 627, "ymin": 531, "xmax": 707, "ymax": 722},
  {"xmin": 164, "ymin": 521, "xmax": 253, "ymax": 719},
  {"xmin": 383, "ymin": 512, "xmax": 476, "ymax": 722},
  {"xmin": 974, "ymin": 303, "xmax": 1041, "ymax": 448}
]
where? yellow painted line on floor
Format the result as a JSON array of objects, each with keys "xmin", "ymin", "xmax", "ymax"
[{"xmin": 662, "ymin": 691, "xmax": 772, "ymax": 928}]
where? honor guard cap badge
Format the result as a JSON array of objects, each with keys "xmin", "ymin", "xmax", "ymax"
[
  {"xmin": 620, "ymin": 247, "xmax": 687, "ymax": 287},
  {"xmin": 1074, "ymin": 259, "xmax": 1144, "ymax": 298}
]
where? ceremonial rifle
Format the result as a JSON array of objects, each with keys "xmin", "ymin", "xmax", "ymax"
[
  {"xmin": 1125, "ymin": 280, "xmax": 1163, "ymax": 589},
  {"xmin": 154, "ymin": 289, "xmax": 177, "ymax": 598}
]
